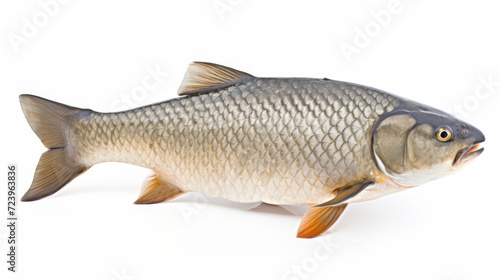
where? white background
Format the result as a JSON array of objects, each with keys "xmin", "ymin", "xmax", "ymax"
[{"xmin": 1, "ymin": 1, "xmax": 499, "ymax": 279}]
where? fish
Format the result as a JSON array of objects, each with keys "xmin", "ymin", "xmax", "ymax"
[{"xmin": 19, "ymin": 62, "xmax": 485, "ymax": 238}]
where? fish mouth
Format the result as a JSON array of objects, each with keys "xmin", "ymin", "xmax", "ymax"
[{"xmin": 453, "ymin": 141, "xmax": 484, "ymax": 167}]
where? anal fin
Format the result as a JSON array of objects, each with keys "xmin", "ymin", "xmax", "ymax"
[
  {"xmin": 296, "ymin": 204, "xmax": 348, "ymax": 238},
  {"xmin": 134, "ymin": 173, "xmax": 185, "ymax": 204}
]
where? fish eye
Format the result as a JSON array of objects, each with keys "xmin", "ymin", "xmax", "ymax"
[{"xmin": 436, "ymin": 127, "xmax": 452, "ymax": 142}]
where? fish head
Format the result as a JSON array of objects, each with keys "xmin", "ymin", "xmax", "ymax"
[{"xmin": 372, "ymin": 109, "xmax": 485, "ymax": 187}]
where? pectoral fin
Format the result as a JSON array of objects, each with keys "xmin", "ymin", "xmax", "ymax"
[
  {"xmin": 134, "ymin": 173, "xmax": 185, "ymax": 204},
  {"xmin": 316, "ymin": 180, "xmax": 374, "ymax": 207},
  {"xmin": 296, "ymin": 204, "xmax": 348, "ymax": 238}
]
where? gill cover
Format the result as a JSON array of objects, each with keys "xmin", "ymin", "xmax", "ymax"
[{"xmin": 372, "ymin": 113, "xmax": 416, "ymax": 181}]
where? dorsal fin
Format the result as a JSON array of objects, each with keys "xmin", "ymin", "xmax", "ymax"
[{"xmin": 177, "ymin": 62, "xmax": 252, "ymax": 96}]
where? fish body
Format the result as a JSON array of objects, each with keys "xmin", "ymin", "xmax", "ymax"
[
  {"xmin": 20, "ymin": 62, "xmax": 485, "ymax": 238},
  {"xmin": 73, "ymin": 76, "xmax": 399, "ymax": 205}
]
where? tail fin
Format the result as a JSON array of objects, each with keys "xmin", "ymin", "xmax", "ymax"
[{"xmin": 19, "ymin": 94, "xmax": 91, "ymax": 201}]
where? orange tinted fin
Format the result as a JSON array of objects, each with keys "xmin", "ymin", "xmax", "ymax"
[
  {"xmin": 296, "ymin": 204, "xmax": 348, "ymax": 238},
  {"xmin": 316, "ymin": 180, "xmax": 373, "ymax": 207},
  {"xmin": 134, "ymin": 173, "xmax": 185, "ymax": 204}
]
